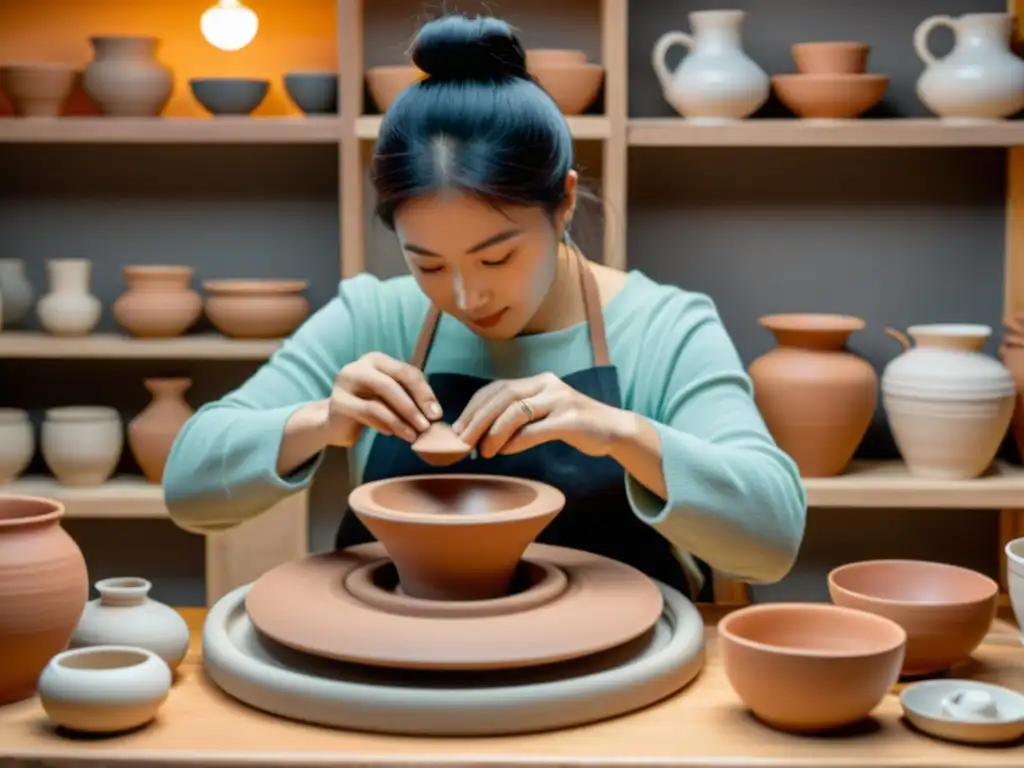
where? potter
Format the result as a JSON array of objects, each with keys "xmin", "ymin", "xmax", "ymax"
[{"xmin": 163, "ymin": 13, "xmax": 807, "ymax": 602}]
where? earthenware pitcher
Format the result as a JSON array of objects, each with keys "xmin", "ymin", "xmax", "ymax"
[
  {"xmin": 651, "ymin": 10, "xmax": 769, "ymax": 122},
  {"xmin": 914, "ymin": 13, "xmax": 1024, "ymax": 119}
]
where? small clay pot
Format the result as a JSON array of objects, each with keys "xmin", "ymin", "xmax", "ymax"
[
  {"xmin": 529, "ymin": 63, "xmax": 604, "ymax": 115},
  {"xmin": 525, "ymin": 49, "xmax": 589, "ymax": 68},
  {"xmin": 113, "ymin": 265, "xmax": 202, "ymax": 339},
  {"xmin": 0, "ymin": 63, "xmax": 76, "ymax": 117},
  {"xmin": 771, "ymin": 73, "xmax": 889, "ymax": 119},
  {"xmin": 792, "ymin": 42, "xmax": 870, "ymax": 75},
  {"xmin": 202, "ymin": 279, "xmax": 309, "ymax": 339},
  {"xmin": 128, "ymin": 378, "xmax": 194, "ymax": 484},
  {"xmin": 365, "ymin": 66, "xmax": 425, "ymax": 112}
]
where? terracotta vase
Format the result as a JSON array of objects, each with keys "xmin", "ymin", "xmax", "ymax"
[
  {"xmin": 748, "ymin": 313, "xmax": 877, "ymax": 477},
  {"xmin": 997, "ymin": 344, "xmax": 1024, "ymax": 460},
  {"xmin": 128, "ymin": 378, "xmax": 194, "ymax": 484},
  {"xmin": 0, "ymin": 495, "xmax": 89, "ymax": 705},
  {"xmin": 113, "ymin": 266, "xmax": 202, "ymax": 338},
  {"xmin": 82, "ymin": 35, "xmax": 173, "ymax": 117}
]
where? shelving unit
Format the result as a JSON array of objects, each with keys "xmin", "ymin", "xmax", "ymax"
[{"xmin": 0, "ymin": 332, "xmax": 279, "ymax": 360}]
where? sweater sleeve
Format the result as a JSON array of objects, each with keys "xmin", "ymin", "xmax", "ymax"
[
  {"xmin": 623, "ymin": 291, "xmax": 807, "ymax": 584},
  {"xmin": 162, "ymin": 275, "xmax": 399, "ymax": 536}
]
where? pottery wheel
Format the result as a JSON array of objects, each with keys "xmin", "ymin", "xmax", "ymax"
[
  {"xmin": 245, "ymin": 543, "xmax": 664, "ymax": 670},
  {"xmin": 204, "ymin": 578, "xmax": 706, "ymax": 736}
]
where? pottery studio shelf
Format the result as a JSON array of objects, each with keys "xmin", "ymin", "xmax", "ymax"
[
  {"xmin": 0, "ymin": 332, "xmax": 279, "ymax": 359},
  {"xmin": 0, "ymin": 116, "xmax": 341, "ymax": 144},
  {"xmin": 1, "ymin": 476, "xmax": 166, "ymax": 518}
]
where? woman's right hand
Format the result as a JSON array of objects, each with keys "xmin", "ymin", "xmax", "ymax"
[{"xmin": 325, "ymin": 352, "xmax": 442, "ymax": 446}]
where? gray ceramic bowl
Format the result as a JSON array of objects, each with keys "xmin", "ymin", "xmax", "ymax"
[
  {"xmin": 190, "ymin": 77, "xmax": 269, "ymax": 116},
  {"xmin": 283, "ymin": 71, "xmax": 338, "ymax": 115}
]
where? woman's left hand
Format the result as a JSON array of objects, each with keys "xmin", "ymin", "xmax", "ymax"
[{"xmin": 453, "ymin": 372, "xmax": 631, "ymax": 458}]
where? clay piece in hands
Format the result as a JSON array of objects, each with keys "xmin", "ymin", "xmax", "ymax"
[
  {"xmin": 37, "ymin": 646, "xmax": 172, "ymax": 734},
  {"xmin": 900, "ymin": 679, "xmax": 1024, "ymax": 745},
  {"xmin": 410, "ymin": 421, "xmax": 472, "ymax": 467}
]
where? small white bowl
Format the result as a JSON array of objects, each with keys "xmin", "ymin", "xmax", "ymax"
[
  {"xmin": 900, "ymin": 679, "xmax": 1024, "ymax": 745},
  {"xmin": 1005, "ymin": 536, "xmax": 1024, "ymax": 645},
  {"xmin": 38, "ymin": 645, "xmax": 172, "ymax": 733}
]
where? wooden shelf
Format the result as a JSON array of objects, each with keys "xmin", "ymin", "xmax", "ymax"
[
  {"xmin": 0, "ymin": 117, "xmax": 341, "ymax": 144},
  {"xmin": 628, "ymin": 118, "xmax": 1024, "ymax": 147},
  {"xmin": 803, "ymin": 460, "xmax": 1024, "ymax": 509},
  {"xmin": 1, "ymin": 476, "xmax": 167, "ymax": 518},
  {"xmin": 355, "ymin": 115, "xmax": 612, "ymax": 141},
  {"xmin": 0, "ymin": 332, "xmax": 280, "ymax": 360}
]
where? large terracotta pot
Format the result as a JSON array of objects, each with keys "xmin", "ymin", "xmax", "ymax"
[
  {"xmin": 748, "ymin": 313, "xmax": 877, "ymax": 477},
  {"xmin": 82, "ymin": 35, "xmax": 173, "ymax": 117},
  {"xmin": 128, "ymin": 378, "xmax": 194, "ymax": 484},
  {"xmin": 113, "ymin": 266, "xmax": 202, "ymax": 339},
  {"xmin": 0, "ymin": 495, "xmax": 89, "ymax": 705}
]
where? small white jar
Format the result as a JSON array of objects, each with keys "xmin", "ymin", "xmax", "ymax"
[
  {"xmin": 37, "ymin": 645, "xmax": 172, "ymax": 733},
  {"xmin": 0, "ymin": 408, "xmax": 34, "ymax": 483},
  {"xmin": 41, "ymin": 406, "xmax": 123, "ymax": 486}
]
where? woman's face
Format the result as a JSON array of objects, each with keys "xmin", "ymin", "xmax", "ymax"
[{"xmin": 393, "ymin": 173, "xmax": 577, "ymax": 339}]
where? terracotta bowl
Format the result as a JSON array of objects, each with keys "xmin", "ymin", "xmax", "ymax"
[
  {"xmin": 772, "ymin": 73, "xmax": 888, "ymax": 119},
  {"xmin": 530, "ymin": 63, "xmax": 604, "ymax": 115},
  {"xmin": 202, "ymin": 279, "xmax": 309, "ymax": 339},
  {"xmin": 0, "ymin": 63, "xmax": 76, "ymax": 117},
  {"xmin": 347, "ymin": 474, "xmax": 565, "ymax": 601},
  {"xmin": 526, "ymin": 48, "xmax": 588, "ymax": 68},
  {"xmin": 718, "ymin": 603, "xmax": 905, "ymax": 732},
  {"xmin": 366, "ymin": 66, "xmax": 426, "ymax": 112},
  {"xmin": 792, "ymin": 42, "xmax": 869, "ymax": 75},
  {"xmin": 828, "ymin": 559, "xmax": 999, "ymax": 676}
]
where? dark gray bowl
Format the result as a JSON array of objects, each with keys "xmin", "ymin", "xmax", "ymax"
[
  {"xmin": 190, "ymin": 77, "xmax": 269, "ymax": 116},
  {"xmin": 283, "ymin": 71, "xmax": 338, "ymax": 115}
]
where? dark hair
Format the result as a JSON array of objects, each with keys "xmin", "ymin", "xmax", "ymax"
[{"xmin": 371, "ymin": 14, "xmax": 575, "ymax": 231}]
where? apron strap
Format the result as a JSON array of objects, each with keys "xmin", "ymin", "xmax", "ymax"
[{"xmin": 410, "ymin": 247, "xmax": 611, "ymax": 370}]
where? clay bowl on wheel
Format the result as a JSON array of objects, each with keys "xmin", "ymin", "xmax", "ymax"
[
  {"xmin": 347, "ymin": 474, "xmax": 565, "ymax": 601},
  {"xmin": 828, "ymin": 559, "xmax": 998, "ymax": 677},
  {"xmin": 718, "ymin": 603, "xmax": 906, "ymax": 733}
]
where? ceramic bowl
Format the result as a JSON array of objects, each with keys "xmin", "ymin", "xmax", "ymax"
[
  {"xmin": 37, "ymin": 645, "xmax": 172, "ymax": 733},
  {"xmin": 1005, "ymin": 537, "xmax": 1024, "ymax": 644},
  {"xmin": 348, "ymin": 474, "xmax": 565, "ymax": 601},
  {"xmin": 283, "ymin": 71, "xmax": 338, "ymax": 115},
  {"xmin": 718, "ymin": 602, "xmax": 905, "ymax": 732},
  {"xmin": 792, "ymin": 42, "xmax": 869, "ymax": 75},
  {"xmin": 366, "ymin": 66, "xmax": 425, "ymax": 112},
  {"xmin": 190, "ymin": 77, "xmax": 269, "ymax": 116},
  {"xmin": 0, "ymin": 63, "xmax": 76, "ymax": 117},
  {"xmin": 529, "ymin": 63, "xmax": 604, "ymax": 115},
  {"xmin": 901, "ymin": 679, "xmax": 1024, "ymax": 745},
  {"xmin": 526, "ymin": 48, "xmax": 589, "ymax": 68},
  {"xmin": 771, "ymin": 73, "xmax": 888, "ymax": 119},
  {"xmin": 202, "ymin": 279, "xmax": 309, "ymax": 339},
  {"xmin": 828, "ymin": 559, "xmax": 999, "ymax": 676}
]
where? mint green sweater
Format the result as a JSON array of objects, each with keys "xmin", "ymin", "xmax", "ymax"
[{"xmin": 163, "ymin": 270, "xmax": 807, "ymax": 587}]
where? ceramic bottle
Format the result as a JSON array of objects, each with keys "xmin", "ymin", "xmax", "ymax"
[
  {"xmin": 0, "ymin": 495, "xmax": 89, "ymax": 705},
  {"xmin": 915, "ymin": 12, "xmax": 1024, "ymax": 119},
  {"xmin": 0, "ymin": 408, "xmax": 35, "ymax": 483},
  {"xmin": 882, "ymin": 324, "xmax": 1015, "ymax": 479},
  {"xmin": 128, "ymin": 378, "xmax": 194, "ymax": 484},
  {"xmin": 37, "ymin": 259, "xmax": 101, "ymax": 337},
  {"xmin": 0, "ymin": 258, "xmax": 35, "ymax": 326},
  {"xmin": 651, "ymin": 10, "xmax": 769, "ymax": 122},
  {"xmin": 69, "ymin": 577, "xmax": 190, "ymax": 671},
  {"xmin": 113, "ymin": 265, "xmax": 202, "ymax": 338},
  {"xmin": 41, "ymin": 406, "xmax": 124, "ymax": 486},
  {"xmin": 82, "ymin": 35, "xmax": 173, "ymax": 117}
]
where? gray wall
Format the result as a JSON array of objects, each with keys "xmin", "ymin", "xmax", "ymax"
[{"xmin": 0, "ymin": 0, "xmax": 1015, "ymax": 606}]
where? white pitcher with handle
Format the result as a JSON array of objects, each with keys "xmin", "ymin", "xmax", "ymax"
[
  {"xmin": 914, "ymin": 12, "xmax": 1024, "ymax": 119},
  {"xmin": 651, "ymin": 10, "xmax": 768, "ymax": 122}
]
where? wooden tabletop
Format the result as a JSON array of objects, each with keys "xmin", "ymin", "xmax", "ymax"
[{"xmin": 1, "ymin": 604, "xmax": 1022, "ymax": 768}]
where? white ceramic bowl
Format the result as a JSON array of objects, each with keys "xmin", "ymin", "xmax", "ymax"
[
  {"xmin": 1005, "ymin": 537, "xmax": 1024, "ymax": 644},
  {"xmin": 37, "ymin": 645, "xmax": 172, "ymax": 733}
]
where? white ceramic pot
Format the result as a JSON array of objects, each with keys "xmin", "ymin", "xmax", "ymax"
[
  {"xmin": 0, "ymin": 258, "xmax": 35, "ymax": 326},
  {"xmin": 651, "ymin": 10, "xmax": 768, "ymax": 122},
  {"xmin": 82, "ymin": 35, "xmax": 173, "ymax": 117},
  {"xmin": 1005, "ymin": 537, "xmax": 1024, "ymax": 646},
  {"xmin": 881, "ymin": 324, "xmax": 1015, "ymax": 480},
  {"xmin": 70, "ymin": 577, "xmax": 190, "ymax": 671},
  {"xmin": 915, "ymin": 12, "xmax": 1024, "ymax": 119},
  {"xmin": 37, "ymin": 259, "xmax": 101, "ymax": 337},
  {"xmin": 37, "ymin": 645, "xmax": 171, "ymax": 733},
  {"xmin": 41, "ymin": 406, "xmax": 123, "ymax": 486},
  {"xmin": 0, "ymin": 408, "xmax": 34, "ymax": 483}
]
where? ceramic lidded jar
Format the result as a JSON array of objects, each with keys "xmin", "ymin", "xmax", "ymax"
[
  {"xmin": 651, "ymin": 10, "xmax": 769, "ymax": 122},
  {"xmin": 0, "ymin": 408, "xmax": 35, "ymax": 483},
  {"xmin": 748, "ymin": 314, "xmax": 877, "ymax": 477},
  {"xmin": 914, "ymin": 13, "xmax": 1024, "ymax": 119},
  {"xmin": 82, "ymin": 35, "xmax": 173, "ymax": 117},
  {"xmin": 0, "ymin": 495, "xmax": 89, "ymax": 705},
  {"xmin": 69, "ymin": 577, "xmax": 190, "ymax": 671},
  {"xmin": 882, "ymin": 324, "xmax": 1015, "ymax": 479},
  {"xmin": 41, "ymin": 406, "xmax": 124, "ymax": 487},
  {"xmin": 113, "ymin": 265, "xmax": 202, "ymax": 338},
  {"xmin": 128, "ymin": 378, "xmax": 194, "ymax": 484},
  {"xmin": 0, "ymin": 258, "xmax": 36, "ymax": 326},
  {"xmin": 37, "ymin": 259, "xmax": 101, "ymax": 337}
]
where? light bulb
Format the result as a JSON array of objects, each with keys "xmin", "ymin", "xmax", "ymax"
[{"xmin": 201, "ymin": 0, "xmax": 259, "ymax": 52}]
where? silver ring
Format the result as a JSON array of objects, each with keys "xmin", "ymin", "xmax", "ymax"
[{"xmin": 517, "ymin": 398, "xmax": 535, "ymax": 421}]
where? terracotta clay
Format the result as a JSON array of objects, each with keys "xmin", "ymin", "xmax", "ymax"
[
  {"xmin": 128, "ymin": 378, "xmax": 194, "ymax": 484},
  {"xmin": 526, "ymin": 49, "xmax": 604, "ymax": 116},
  {"xmin": 998, "ymin": 342, "xmax": 1024, "ymax": 459},
  {"xmin": 348, "ymin": 474, "xmax": 564, "ymax": 600},
  {"xmin": 113, "ymin": 266, "xmax": 202, "ymax": 339},
  {"xmin": 244, "ymin": 541, "xmax": 663, "ymax": 670},
  {"xmin": 0, "ymin": 63, "xmax": 76, "ymax": 117},
  {"xmin": 202, "ymin": 279, "xmax": 309, "ymax": 339},
  {"xmin": 748, "ymin": 314, "xmax": 877, "ymax": 477},
  {"xmin": 365, "ymin": 66, "xmax": 426, "ymax": 111},
  {"xmin": 0, "ymin": 495, "xmax": 89, "ymax": 705},
  {"xmin": 792, "ymin": 42, "xmax": 870, "ymax": 75},
  {"xmin": 828, "ymin": 559, "xmax": 998, "ymax": 676},
  {"xmin": 411, "ymin": 421, "xmax": 472, "ymax": 466},
  {"xmin": 718, "ymin": 602, "xmax": 906, "ymax": 732},
  {"xmin": 773, "ymin": 41, "xmax": 887, "ymax": 119}
]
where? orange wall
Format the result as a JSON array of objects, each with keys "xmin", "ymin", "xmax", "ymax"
[{"xmin": 0, "ymin": 0, "xmax": 337, "ymax": 116}]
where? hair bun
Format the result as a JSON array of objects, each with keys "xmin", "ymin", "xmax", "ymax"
[{"xmin": 411, "ymin": 15, "xmax": 529, "ymax": 83}]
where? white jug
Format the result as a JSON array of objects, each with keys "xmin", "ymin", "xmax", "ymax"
[
  {"xmin": 651, "ymin": 10, "xmax": 768, "ymax": 122},
  {"xmin": 914, "ymin": 12, "xmax": 1024, "ymax": 119}
]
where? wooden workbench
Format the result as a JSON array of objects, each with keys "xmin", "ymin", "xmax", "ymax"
[{"xmin": 0, "ymin": 605, "xmax": 1022, "ymax": 767}]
